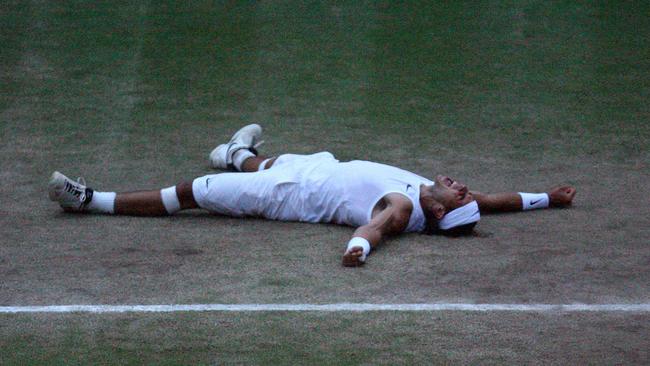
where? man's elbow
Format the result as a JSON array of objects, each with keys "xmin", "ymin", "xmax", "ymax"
[{"xmin": 388, "ymin": 213, "xmax": 410, "ymax": 235}]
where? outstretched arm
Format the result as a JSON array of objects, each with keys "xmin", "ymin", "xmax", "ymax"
[
  {"xmin": 471, "ymin": 186, "xmax": 576, "ymax": 214},
  {"xmin": 342, "ymin": 194, "xmax": 412, "ymax": 267}
]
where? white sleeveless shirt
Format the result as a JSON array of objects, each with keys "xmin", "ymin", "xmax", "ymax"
[{"xmin": 296, "ymin": 159, "xmax": 432, "ymax": 232}]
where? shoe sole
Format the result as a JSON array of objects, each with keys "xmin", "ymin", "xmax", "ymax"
[
  {"xmin": 48, "ymin": 171, "xmax": 65, "ymax": 201},
  {"xmin": 230, "ymin": 124, "xmax": 262, "ymax": 145},
  {"xmin": 209, "ymin": 144, "xmax": 228, "ymax": 169}
]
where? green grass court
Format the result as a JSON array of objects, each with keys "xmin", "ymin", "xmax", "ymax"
[{"xmin": 1, "ymin": 1, "xmax": 649, "ymax": 364}]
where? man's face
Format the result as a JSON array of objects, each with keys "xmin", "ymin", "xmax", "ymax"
[{"xmin": 435, "ymin": 175, "xmax": 475, "ymax": 210}]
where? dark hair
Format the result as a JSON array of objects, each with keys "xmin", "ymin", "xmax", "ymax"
[
  {"xmin": 423, "ymin": 216, "xmax": 477, "ymax": 237},
  {"xmin": 439, "ymin": 222, "xmax": 478, "ymax": 237}
]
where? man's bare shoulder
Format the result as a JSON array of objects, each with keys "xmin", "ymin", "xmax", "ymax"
[
  {"xmin": 382, "ymin": 193, "xmax": 414, "ymax": 230},
  {"xmin": 383, "ymin": 192, "xmax": 414, "ymax": 211},
  {"xmin": 371, "ymin": 192, "xmax": 413, "ymax": 226}
]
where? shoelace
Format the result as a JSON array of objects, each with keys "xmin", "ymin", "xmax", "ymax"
[
  {"xmin": 253, "ymin": 140, "xmax": 264, "ymax": 149},
  {"xmin": 76, "ymin": 177, "xmax": 87, "ymax": 202}
]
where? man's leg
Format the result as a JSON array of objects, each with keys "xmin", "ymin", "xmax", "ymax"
[
  {"xmin": 114, "ymin": 181, "xmax": 198, "ymax": 215},
  {"xmin": 209, "ymin": 124, "xmax": 336, "ymax": 173},
  {"xmin": 239, "ymin": 151, "xmax": 338, "ymax": 172},
  {"xmin": 48, "ymin": 171, "xmax": 199, "ymax": 216},
  {"xmin": 240, "ymin": 156, "xmax": 277, "ymax": 172}
]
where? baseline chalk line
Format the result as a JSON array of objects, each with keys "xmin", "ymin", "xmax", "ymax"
[{"xmin": 1, "ymin": 303, "xmax": 650, "ymax": 313}]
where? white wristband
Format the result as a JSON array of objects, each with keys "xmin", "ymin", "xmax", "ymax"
[
  {"xmin": 519, "ymin": 192, "xmax": 549, "ymax": 210},
  {"xmin": 346, "ymin": 237, "xmax": 371, "ymax": 262}
]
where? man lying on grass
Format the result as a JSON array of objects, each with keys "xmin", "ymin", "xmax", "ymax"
[{"xmin": 49, "ymin": 124, "xmax": 576, "ymax": 267}]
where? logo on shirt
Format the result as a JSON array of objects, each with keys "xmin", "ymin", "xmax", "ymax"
[
  {"xmin": 406, "ymin": 184, "xmax": 413, "ymax": 192},
  {"xmin": 206, "ymin": 178, "xmax": 211, "ymax": 188}
]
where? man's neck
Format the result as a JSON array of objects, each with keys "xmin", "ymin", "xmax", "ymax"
[{"xmin": 419, "ymin": 184, "xmax": 434, "ymax": 211}]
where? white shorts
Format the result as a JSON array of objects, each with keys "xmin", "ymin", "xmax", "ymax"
[{"xmin": 192, "ymin": 152, "xmax": 338, "ymax": 219}]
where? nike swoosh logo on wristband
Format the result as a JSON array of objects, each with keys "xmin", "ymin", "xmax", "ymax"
[{"xmin": 530, "ymin": 199, "xmax": 542, "ymax": 205}]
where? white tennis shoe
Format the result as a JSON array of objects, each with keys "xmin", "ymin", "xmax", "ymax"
[
  {"xmin": 48, "ymin": 171, "xmax": 92, "ymax": 212},
  {"xmin": 209, "ymin": 123, "xmax": 264, "ymax": 170}
]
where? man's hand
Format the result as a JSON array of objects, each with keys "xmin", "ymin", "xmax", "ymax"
[
  {"xmin": 342, "ymin": 246, "xmax": 365, "ymax": 267},
  {"xmin": 548, "ymin": 186, "xmax": 576, "ymax": 207}
]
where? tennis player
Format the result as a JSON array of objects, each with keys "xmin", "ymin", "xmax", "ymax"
[{"xmin": 49, "ymin": 124, "xmax": 576, "ymax": 266}]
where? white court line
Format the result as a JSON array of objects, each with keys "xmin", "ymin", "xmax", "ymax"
[{"xmin": 1, "ymin": 303, "xmax": 650, "ymax": 313}]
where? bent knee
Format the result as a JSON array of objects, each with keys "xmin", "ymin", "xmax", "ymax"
[{"xmin": 176, "ymin": 181, "xmax": 198, "ymax": 209}]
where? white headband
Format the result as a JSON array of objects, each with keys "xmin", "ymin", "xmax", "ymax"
[{"xmin": 439, "ymin": 200, "xmax": 480, "ymax": 230}]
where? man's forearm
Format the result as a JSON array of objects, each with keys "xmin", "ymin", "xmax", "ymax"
[
  {"xmin": 352, "ymin": 225, "xmax": 382, "ymax": 248},
  {"xmin": 472, "ymin": 192, "xmax": 523, "ymax": 213},
  {"xmin": 472, "ymin": 187, "xmax": 574, "ymax": 213}
]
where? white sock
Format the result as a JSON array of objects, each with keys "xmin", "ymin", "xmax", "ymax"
[
  {"xmin": 87, "ymin": 191, "xmax": 116, "ymax": 214},
  {"xmin": 160, "ymin": 186, "xmax": 180, "ymax": 215},
  {"xmin": 258, "ymin": 158, "xmax": 272, "ymax": 171},
  {"xmin": 232, "ymin": 149, "xmax": 255, "ymax": 171}
]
